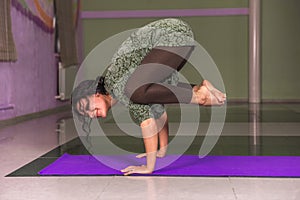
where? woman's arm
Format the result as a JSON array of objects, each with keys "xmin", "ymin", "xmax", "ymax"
[
  {"xmin": 136, "ymin": 112, "xmax": 169, "ymax": 158},
  {"xmin": 121, "ymin": 117, "xmax": 159, "ymax": 175},
  {"xmin": 156, "ymin": 112, "xmax": 169, "ymax": 157}
]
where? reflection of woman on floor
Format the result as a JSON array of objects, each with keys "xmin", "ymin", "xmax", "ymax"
[{"xmin": 72, "ymin": 18, "xmax": 226, "ymax": 175}]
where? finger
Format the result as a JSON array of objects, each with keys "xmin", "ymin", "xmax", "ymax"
[
  {"xmin": 121, "ymin": 168, "xmax": 132, "ymax": 173},
  {"xmin": 121, "ymin": 166, "xmax": 134, "ymax": 172},
  {"xmin": 122, "ymin": 168, "xmax": 136, "ymax": 176},
  {"xmin": 124, "ymin": 170, "xmax": 134, "ymax": 176},
  {"xmin": 136, "ymin": 153, "xmax": 146, "ymax": 158}
]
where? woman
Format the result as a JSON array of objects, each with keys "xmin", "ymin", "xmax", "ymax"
[{"xmin": 72, "ymin": 18, "xmax": 226, "ymax": 175}]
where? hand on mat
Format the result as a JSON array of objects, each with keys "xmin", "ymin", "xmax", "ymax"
[
  {"xmin": 121, "ymin": 165, "xmax": 153, "ymax": 176},
  {"xmin": 136, "ymin": 148, "xmax": 167, "ymax": 158}
]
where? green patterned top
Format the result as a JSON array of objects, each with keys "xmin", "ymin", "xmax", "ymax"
[{"xmin": 104, "ymin": 18, "xmax": 194, "ymax": 125}]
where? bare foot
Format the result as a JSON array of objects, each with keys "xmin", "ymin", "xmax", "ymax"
[
  {"xmin": 191, "ymin": 85, "xmax": 223, "ymax": 106},
  {"xmin": 201, "ymin": 80, "xmax": 226, "ymax": 103}
]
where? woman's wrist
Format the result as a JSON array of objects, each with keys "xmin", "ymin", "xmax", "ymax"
[{"xmin": 146, "ymin": 151, "xmax": 157, "ymax": 172}]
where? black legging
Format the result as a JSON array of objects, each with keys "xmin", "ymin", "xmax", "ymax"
[{"xmin": 124, "ymin": 46, "xmax": 195, "ymax": 104}]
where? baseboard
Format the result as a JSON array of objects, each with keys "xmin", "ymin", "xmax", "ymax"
[
  {"xmin": 0, "ymin": 105, "xmax": 72, "ymax": 128},
  {"xmin": 227, "ymin": 99, "xmax": 300, "ymax": 104}
]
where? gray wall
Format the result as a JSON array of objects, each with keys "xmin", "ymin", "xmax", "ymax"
[{"xmin": 262, "ymin": 0, "xmax": 300, "ymax": 100}]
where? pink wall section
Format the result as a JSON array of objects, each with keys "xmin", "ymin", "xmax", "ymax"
[{"xmin": 0, "ymin": 3, "xmax": 67, "ymax": 121}]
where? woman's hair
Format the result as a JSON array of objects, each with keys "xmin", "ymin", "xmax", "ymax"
[{"xmin": 71, "ymin": 76, "xmax": 107, "ymax": 133}]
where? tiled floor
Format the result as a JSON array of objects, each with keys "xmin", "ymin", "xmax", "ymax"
[{"xmin": 1, "ymin": 103, "xmax": 300, "ymax": 200}]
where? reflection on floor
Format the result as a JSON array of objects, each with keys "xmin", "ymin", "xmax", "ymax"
[{"xmin": 1, "ymin": 103, "xmax": 300, "ymax": 200}]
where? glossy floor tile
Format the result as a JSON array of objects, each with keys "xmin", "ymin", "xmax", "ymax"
[{"xmin": 1, "ymin": 103, "xmax": 300, "ymax": 200}]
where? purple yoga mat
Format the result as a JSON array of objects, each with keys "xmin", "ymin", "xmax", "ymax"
[{"xmin": 39, "ymin": 154, "xmax": 300, "ymax": 177}]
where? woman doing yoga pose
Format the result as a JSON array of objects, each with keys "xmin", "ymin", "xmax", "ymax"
[{"xmin": 72, "ymin": 18, "xmax": 226, "ymax": 175}]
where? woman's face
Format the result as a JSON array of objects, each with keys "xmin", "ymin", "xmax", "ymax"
[{"xmin": 76, "ymin": 94, "xmax": 109, "ymax": 118}]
